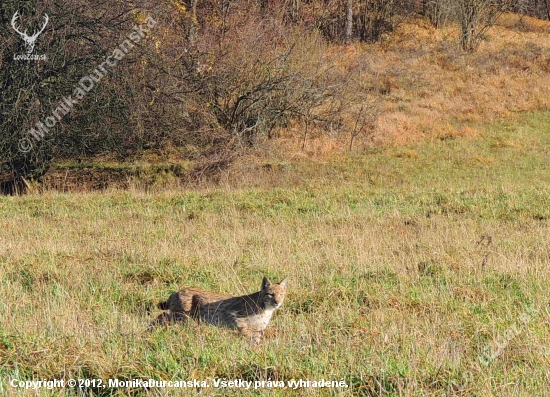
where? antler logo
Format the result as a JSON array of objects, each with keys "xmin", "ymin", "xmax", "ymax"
[{"xmin": 11, "ymin": 11, "xmax": 49, "ymax": 54}]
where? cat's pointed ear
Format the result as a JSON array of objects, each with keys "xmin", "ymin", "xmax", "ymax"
[
  {"xmin": 279, "ymin": 278, "xmax": 288, "ymax": 288},
  {"xmin": 262, "ymin": 276, "xmax": 271, "ymax": 290}
]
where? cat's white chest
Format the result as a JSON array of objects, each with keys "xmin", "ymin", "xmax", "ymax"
[{"xmin": 246, "ymin": 308, "xmax": 275, "ymax": 331}]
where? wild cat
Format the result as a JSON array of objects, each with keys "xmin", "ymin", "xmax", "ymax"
[{"xmin": 153, "ymin": 277, "xmax": 288, "ymax": 343}]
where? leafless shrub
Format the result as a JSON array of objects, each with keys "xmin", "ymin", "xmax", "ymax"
[
  {"xmin": 347, "ymin": 99, "xmax": 381, "ymax": 150},
  {"xmin": 424, "ymin": 0, "xmax": 455, "ymax": 28},
  {"xmin": 305, "ymin": 0, "xmax": 414, "ymax": 43},
  {"xmin": 455, "ymin": 0, "xmax": 513, "ymax": 52},
  {"xmin": 142, "ymin": 5, "xmax": 345, "ymax": 161},
  {"xmin": 355, "ymin": 0, "xmax": 415, "ymax": 42},
  {"xmin": 511, "ymin": 0, "xmax": 550, "ymax": 20},
  {"xmin": 0, "ymin": 0, "xmax": 136, "ymax": 182}
]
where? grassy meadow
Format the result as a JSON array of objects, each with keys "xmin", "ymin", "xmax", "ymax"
[{"xmin": 0, "ymin": 111, "xmax": 549, "ymax": 396}]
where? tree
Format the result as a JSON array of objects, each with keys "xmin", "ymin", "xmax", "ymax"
[{"xmin": 345, "ymin": 0, "xmax": 354, "ymax": 44}]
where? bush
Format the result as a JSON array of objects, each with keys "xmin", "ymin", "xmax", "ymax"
[
  {"xmin": 0, "ymin": 0, "xmax": 138, "ymax": 180},
  {"xmin": 423, "ymin": 0, "xmax": 455, "ymax": 28},
  {"xmin": 456, "ymin": 0, "xmax": 513, "ymax": 52},
  {"xmin": 138, "ymin": 4, "xmax": 344, "ymax": 162}
]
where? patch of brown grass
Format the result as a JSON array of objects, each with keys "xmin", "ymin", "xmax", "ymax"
[{"xmin": 318, "ymin": 15, "xmax": 550, "ymax": 148}]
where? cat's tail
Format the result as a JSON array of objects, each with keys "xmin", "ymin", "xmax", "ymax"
[{"xmin": 157, "ymin": 300, "xmax": 169, "ymax": 310}]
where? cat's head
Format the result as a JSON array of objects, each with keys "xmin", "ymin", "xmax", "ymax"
[{"xmin": 261, "ymin": 277, "xmax": 288, "ymax": 309}]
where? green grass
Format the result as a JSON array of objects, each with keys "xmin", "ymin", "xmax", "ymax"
[{"xmin": 0, "ymin": 111, "xmax": 549, "ymax": 396}]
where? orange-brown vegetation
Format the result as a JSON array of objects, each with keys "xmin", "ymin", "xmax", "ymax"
[{"xmin": 281, "ymin": 13, "xmax": 550, "ymax": 151}]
